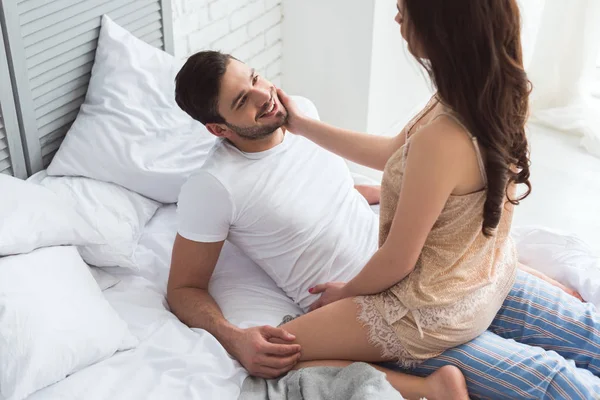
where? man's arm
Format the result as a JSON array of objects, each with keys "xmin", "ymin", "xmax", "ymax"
[
  {"xmin": 166, "ymin": 234, "xmax": 302, "ymax": 378},
  {"xmin": 166, "ymin": 236, "xmax": 235, "ymax": 343},
  {"xmin": 518, "ymin": 263, "xmax": 583, "ymax": 301},
  {"xmin": 354, "ymin": 184, "xmax": 381, "ymax": 205}
]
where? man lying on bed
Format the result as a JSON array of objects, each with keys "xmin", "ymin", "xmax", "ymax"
[{"xmin": 167, "ymin": 51, "xmax": 599, "ymax": 399}]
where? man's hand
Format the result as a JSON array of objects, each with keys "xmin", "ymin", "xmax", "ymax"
[
  {"xmin": 544, "ymin": 276, "xmax": 584, "ymax": 302},
  {"xmin": 355, "ymin": 185, "xmax": 381, "ymax": 205},
  {"xmin": 308, "ymin": 282, "xmax": 349, "ymax": 311},
  {"xmin": 519, "ymin": 263, "xmax": 584, "ymax": 302},
  {"xmin": 231, "ymin": 325, "xmax": 302, "ymax": 379}
]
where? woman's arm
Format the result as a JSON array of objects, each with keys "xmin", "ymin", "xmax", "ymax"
[
  {"xmin": 341, "ymin": 124, "xmax": 461, "ymax": 296},
  {"xmin": 277, "ymin": 89, "xmax": 405, "ymax": 171},
  {"xmin": 308, "ymin": 123, "xmax": 464, "ymax": 309}
]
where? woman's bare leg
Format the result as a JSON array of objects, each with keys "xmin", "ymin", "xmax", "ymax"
[{"xmin": 272, "ymin": 298, "xmax": 468, "ymax": 400}]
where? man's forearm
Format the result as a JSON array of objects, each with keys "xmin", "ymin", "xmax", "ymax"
[
  {"xmin": 354, "ymin": 185, "xmax": 381, "ymax": 205},
  {"xmin": 518, "ymin": 263, "xmax": 549, "ymax": 280},
  {"xmin": 167, "ymin": 287, "xmax": 241, "ymax": 355}
]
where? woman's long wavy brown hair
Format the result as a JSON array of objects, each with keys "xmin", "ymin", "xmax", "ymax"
[{"xmin": 403, "ymin": 0, "xmax": 532, "ymax": 236}]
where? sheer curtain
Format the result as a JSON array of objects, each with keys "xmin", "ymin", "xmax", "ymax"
[{"xmin": 523, "ymin": 0, "xmax": 600, "ymax": 157}]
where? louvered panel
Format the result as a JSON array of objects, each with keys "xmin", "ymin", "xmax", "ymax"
[
  {"xmin": 40, "ymin": 126, "xmax": 67, "ymax": 148},
  {"xmin": 113, "ymin": 1, "xmax": 161, "ymax": 27},
  {"xmin": 19, "ymin": 0, "xmax": 84, "ymax": 22},
  {"xmin": 23, "ymin": 0, "xmax": 160, "ymax": 50},
  {"xmin": 33, "ymin": 73, "xmax": 90, "ymax": 109},
  {"xmin": 140, "ymin": 29, "xmax": 163, "ymax": 45},
  {"xmin": 42, "ymin": 152, "xmax": 56, "ymax": 168},
  {"xmin": 30, "ymin": 63, "xmax": 93, "ymax": 103},
  {"xmin": 149, "ymin": 38, "xmax": 164, "ymax": 49},
  {"xmin": 29, "ymin": 48, "xmax": 95, "ymax": 82},
  {"xmin": 3, "ymin": 0, "xmax": 173, "ymax": 174},
  {"xmin": 123, "ymin": 12, "xmax": 162, "ymax": 37},
  {"xmin": 27, "ymin": 28, "xmax": 99, "ymax": 68},
  {"xmin": 26, "ymin": 24, "xmax": 98, "ymax": 60},
  {"xmin": 20, "ymin": 0, "xmax": 120, "ymax": 34},
  {"xmin": 0, "ymin": 148, "xmax": 10, "ymax": 169},
  {"xmin": 0, "ymin": 107, "xmax": 11, "ymax": 178},
  {"xmin": 37, "ymin": 96, "xmax": 85, "ymax": 129},
  {"xmin": 18, "ymin": 0, "xmax": 69, "ymax": 15},
  {"xmin": 1, "ymin": 166, "xmax": 13, "ymax": 176},
  {"xmin": 0, "ymin": 119, "xmax": 7, "ymax": 153},
  {"xmin": 42, "ymin": 134, "xmax": 66, "ymax": 168},
  {"xmin": 41, "ymin": 134, "xmax": 65, "ymax": 157},
  {"xmin": 0, "ymin": 161, "xmax": 13, "ymax": 174},
  {"xmin": 0, "ymin": 19, "xmax": 27, "ymax": 177},
  {"xmin": 36, "ymin": 87, "xmax": 88, "ymax": 118},
  {"xmin": 38, "ymin": 110, "xmax": 79, "ymax": 138}
]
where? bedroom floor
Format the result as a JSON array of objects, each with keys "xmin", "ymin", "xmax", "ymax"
[{"xmin": 512, "ymin": 123, "xmax": 600, "ymax": 254}]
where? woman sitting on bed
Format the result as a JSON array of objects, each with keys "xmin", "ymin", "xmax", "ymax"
[{"xmin": 272, "ymin": 0, "xmax": 600, "ymax": 398}]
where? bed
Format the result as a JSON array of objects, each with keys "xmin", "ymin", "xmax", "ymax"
[
  {"xmin": 21, "ymin": 197, "xmax": 298, "ymax": 400},
  {"xmin": 0, "ymin": 2, "xmax": 599, "ymax": 400}
]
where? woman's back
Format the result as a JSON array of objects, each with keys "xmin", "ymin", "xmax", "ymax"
[{"xmin": 363, "ymin": 97, "xmax": 519, "ymax": 366}]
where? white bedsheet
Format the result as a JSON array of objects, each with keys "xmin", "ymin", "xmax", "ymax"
[
  {"xmin": 28, "ymin": 205, "xmax": 303, "ymax": 400},
  {"xmin": 27, "ymin": 202, "xmax": 599, "ymax": 399}
]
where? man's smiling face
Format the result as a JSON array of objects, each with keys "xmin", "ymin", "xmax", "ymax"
[{"xmin": 215, "ymin": 59, "xmax": 288, "ymax": 141}]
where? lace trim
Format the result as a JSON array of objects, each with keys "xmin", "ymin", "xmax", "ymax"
[
  {"xmin": 412, "ymin": 243, "xmax": 517, "ymax": 333},
  {"xmin": 353, "ymin": 296, "xmax": 421, "ymax": 369},
  {"xmin": 383, "ymin": 239, "xmax": 517, "ymax": 336}
]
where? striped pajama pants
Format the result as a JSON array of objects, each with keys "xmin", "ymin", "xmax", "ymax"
[{"xmin": 398, "ymin": 270, "xmax": 600, "ymax": 399}]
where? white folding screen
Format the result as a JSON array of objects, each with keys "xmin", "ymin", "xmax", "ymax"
[
  {"xmin": 0, "ymin": 0, "xmax": 174, "ymax": 177},
  {"xmin": 0, "ymin": 17, "xmax": 27, "ymax": 179}
]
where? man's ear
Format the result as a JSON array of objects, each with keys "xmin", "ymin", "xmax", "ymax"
[{"xmin": 205, "ymin": 123, "xmax": 230, "ymax": 138}]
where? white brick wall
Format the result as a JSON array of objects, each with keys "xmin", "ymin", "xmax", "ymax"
[{"xmin": 171, "ymin": 0, "xmax": 283, "ymax": 83}]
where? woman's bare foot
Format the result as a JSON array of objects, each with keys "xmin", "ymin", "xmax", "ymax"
[{"xmin": 425, "ymin": 365, "xmax": 469, "ymax": 400}]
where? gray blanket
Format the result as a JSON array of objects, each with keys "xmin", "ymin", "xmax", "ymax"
[{"xmin": 239, "ymin": 362, "xmax": 405, "ymax": 400}]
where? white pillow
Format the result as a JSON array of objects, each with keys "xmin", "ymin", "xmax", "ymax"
[
  {"xmin": 0, "ymin": 174, "xmax": 101, "ymax": 256},
  {"xmin": 512, "ymin": 226, "xmax": 600, "ymax": 307},
  {"xmin": 0, "ymin": 246, "xmax": 137, "ymax": 400},
  {"xmin": 46, "ymin": 15, "xmax": 216, "ymax": 203},
  {"xmin": 37, "ymin": 173, "xmax": 160, "ymax": 269}
]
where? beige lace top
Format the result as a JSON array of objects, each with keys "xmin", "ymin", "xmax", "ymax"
[{"xmin": 360, "ymin": 97, "xmax": 518, "ymax": 365}]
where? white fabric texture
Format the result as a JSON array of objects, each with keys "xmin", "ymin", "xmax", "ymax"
[
  {"xmin": 512, "ymin": 226, "xmax": 600, "ymax": 307},
  {"xmin": 27, "ymin": 205, "xmax": 302, "ymax": 400},
  {"xmin": 0, "ymin": 246, "xmax": 137, "ymax": 400},
  {"xmin": 177, "ymin": 98, "xmax": 380, "ymax": 311},
  {"xmin": 0, "ymin": 174, "xmax": 100, "ymax": 256},
  {"xmin": 46, "ymin": 15, "xmax": 216, "ymax": 203},
  {"xmin": 35, "ymin": 172, "xmax": 160, "ymax": 269},
  {"xmin": 89, "ymin": 267, "xmax": 121, "ymax": 291},
  {"xmin": 20, "ymin": 201, "xmax": 598, "ymax": 400},
  {"xmin": 524, "ymin": 0, "xmax": 600, "ymax": 157}
]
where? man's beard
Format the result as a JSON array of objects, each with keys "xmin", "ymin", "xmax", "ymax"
[{"xmin": 226, "ymin": 111, "xmax": 288, "ymax": 141}]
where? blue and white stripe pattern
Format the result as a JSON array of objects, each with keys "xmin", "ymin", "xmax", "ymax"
[{"xmin": 404, "ymin": 270, "xmax": 600, "ymax": 399}]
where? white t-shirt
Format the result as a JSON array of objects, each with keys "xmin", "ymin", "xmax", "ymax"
[{"xmin": 177, "ymin": 99, "xmax": 379, "ymax": 311}]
